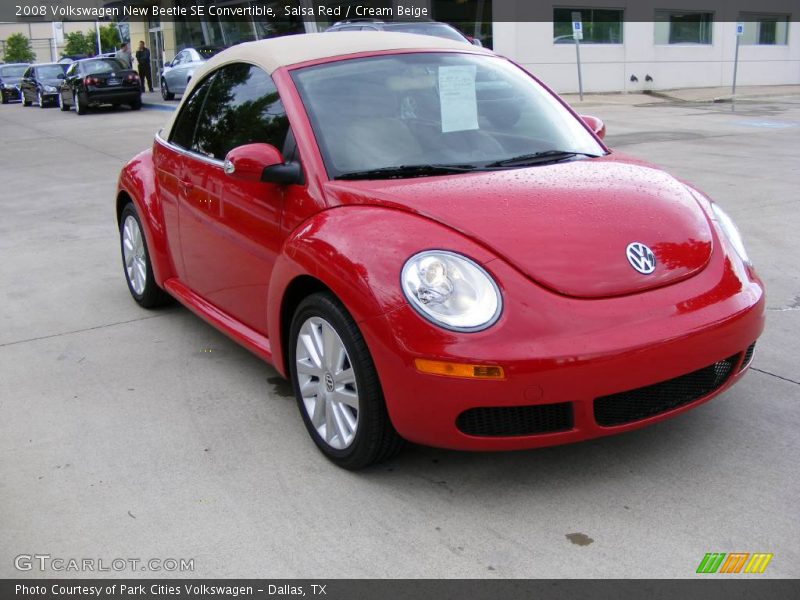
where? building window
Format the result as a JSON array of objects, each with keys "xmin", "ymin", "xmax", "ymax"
[
  {"xmin": 739, "ymin": 14, "xmax": 790, "ymax": 45},
  {"xmin": 655, "ymin": 11, "xmax": 713, "ymax": 44},
  {"xmin": 553, "ymin": 8, "xmax": 624, "ymax": 44}
]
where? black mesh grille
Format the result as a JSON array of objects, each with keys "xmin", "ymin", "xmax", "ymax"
[
  {"xmin": 456, "ymin": 402, "xmax": 573, "ymax": 437},
  {"xmin": 740, "ymin": 343, "xmax": 756, "ymax": 371},
  {"xmin": 594, "ymin": 354, "xmax": 739, "ymax": 427}
]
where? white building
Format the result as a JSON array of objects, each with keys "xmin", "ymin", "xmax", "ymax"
[{"xmin": 495, "ymin": 4, "xmax": 799, "ymax": 93}]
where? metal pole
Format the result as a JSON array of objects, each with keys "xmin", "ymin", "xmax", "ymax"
[
  {"xmin": 732, "ymin": 33, "xmax": 740, "ymax": 96},
  {"xmin": 575, "ymin": 37, "xmax": 584, "ymax": 101},
  {"xmin": 95, "ymin": 21, "xmax": 102, "ymax": 55}
]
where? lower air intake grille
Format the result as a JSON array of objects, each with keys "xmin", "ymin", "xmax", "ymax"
[
  {"xmin": 740, "ymin": 343, "xmax": 756, "ymax": 371},
  {"xmin": 456, "ymin": 402, "xmax": 573, "ymax": 437},
  {"xmin": 594, "ymin": 354, "xmax": 739, "ymax": 427}
]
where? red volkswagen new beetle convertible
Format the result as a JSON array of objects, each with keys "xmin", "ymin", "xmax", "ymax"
[{"xmin": 116, "ymin": 33, "xmax": 764, "ymax": 468}]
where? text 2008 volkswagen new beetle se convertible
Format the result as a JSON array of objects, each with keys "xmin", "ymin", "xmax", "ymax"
[{"xmin": 116, "ymin": 33, "xmax": 764, "ymax": 469}]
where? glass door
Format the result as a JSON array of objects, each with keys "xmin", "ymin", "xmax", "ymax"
[{"xmin": 148, "ymin": 27, "xmax": 164, "ymax": 87}]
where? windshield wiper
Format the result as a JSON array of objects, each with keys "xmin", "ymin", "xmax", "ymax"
[
  {"xmin": 335, "ymin": 164, "xmax": 479, "ymax": 180},
  {"xmin": 486, "ymin": 150, "xmax": 599, "ymax": 168}
]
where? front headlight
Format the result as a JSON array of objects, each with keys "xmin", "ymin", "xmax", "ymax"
[
  {"xmin": 710, "ymin": 203, "xmax": 750, "ymax": 265},
  {"xmin": 401, "ymin": 250, "xmax": 502, "ymax": 332}
]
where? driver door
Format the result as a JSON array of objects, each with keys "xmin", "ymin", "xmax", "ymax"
[{"xmin": 176, "ymin": 63, "xmax": 293, "ymax": 335}]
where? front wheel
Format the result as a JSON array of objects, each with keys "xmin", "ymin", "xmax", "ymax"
[
  {"xmin": 119, "ymin": 203, "xmax": 170, "ymax": 308},
  {"xmin": 289, "ymin": 292, "xmax": 403, "ymax": 469},
  {"xmin": 37, "ymin": 91, "xmax": 45, "ymax": 108},
  {"xmin": 160, "ymin": 79, "xmax": 174, "ymax": 101},
  {"xmin": 58, "ymin": 93, "xmax": 69, "ymax": 111},
  {"xmin": 22, "ymin": 91, "xmax": 31, "ymax": 107}
]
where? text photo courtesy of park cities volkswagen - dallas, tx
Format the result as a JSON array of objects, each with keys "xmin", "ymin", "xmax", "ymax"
[{"xmin": 1, "ymin": 0, "xmax": 799, "ymax": 598}]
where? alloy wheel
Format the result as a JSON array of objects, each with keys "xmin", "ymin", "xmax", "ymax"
[
  {"xmin": 122, "ymin": 215, "xmax": 146, "ymax": 295},
  {"xmin": 295, "ymin": 316, "xmax": 359, "ymax": 450}
]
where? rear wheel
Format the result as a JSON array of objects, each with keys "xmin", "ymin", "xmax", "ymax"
[
  {"xmin": 74, "ymin": 92, "xmax": 87, "ymax": 115},
  {"xmin": 129, "ymin": 96, "xmax": 142, "ymax": 110},
  {"xmin": 160, "ymin": 79, "xmax": 174, "ymax": 100},
  {"xmin": 119, "ymin": 203, "xmax": 170, "ymax": 308},
  {"xmin": 289, "ymin": 292, "xmax": 403, "ymax": 470}
]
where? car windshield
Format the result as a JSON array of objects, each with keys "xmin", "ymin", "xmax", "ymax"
[
  {"xmin": 38, "ymin": 64, "xmax": 67, "ymax": 78},
  {"xmin": 384, "ymin": 23, "xmax": 468, "ymax": 42},
  {"xmin": 291, "ymin": 52, "xmax": 605, "ymax": 179},
  {"xmin": 82, "ymin": 59, "xmax": 125, "ymax": 74},
  {"xmin": 1, "ymin": 65, "xmax": 27, "ymax": 77}
]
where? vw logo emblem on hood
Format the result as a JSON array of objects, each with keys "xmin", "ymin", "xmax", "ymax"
[{"xmin": 626, "ymin": 242, "xmax": 656, "ymax": 274}]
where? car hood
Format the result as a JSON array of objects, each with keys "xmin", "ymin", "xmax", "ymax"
[
  {"xmin": 2, "ymin": 76, "xmax": 22, "ymax": 85},
  {"xmin": 42, "ymin": 78, "xmax": 63, "ymax": 87},
  {"xmin": 323, "ymin": 154, "xmax": 714, "ymax": 298}
]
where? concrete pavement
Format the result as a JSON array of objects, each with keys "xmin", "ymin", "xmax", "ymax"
[{"xmin": 1, "ymin": 89, "xmax": 798, "ymax": 579}]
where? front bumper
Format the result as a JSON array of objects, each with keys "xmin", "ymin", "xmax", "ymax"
[
  {"xmin": 361, "ymin": 243, "xmax": 765, "ymax": 451},
  {"xmin": 2, "ymin": 86, "xmax": 21, "ymax": 101}
]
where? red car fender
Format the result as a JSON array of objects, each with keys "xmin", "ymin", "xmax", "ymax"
[
  {"xmin": 116, "ymin": 148, "xmax": 174, "ymax": 287},
  {"xmin": 266, "ymin": 205, "xmax": 498, "ymax": 377}
]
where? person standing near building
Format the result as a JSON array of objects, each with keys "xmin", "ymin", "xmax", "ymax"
[
  {"xmin": 135, "ymin": 41, "xmax": 154, "ymax": 93},
  {"xmin": 115, "ymin": 42, "xmax": 132, "ymax": 69}
]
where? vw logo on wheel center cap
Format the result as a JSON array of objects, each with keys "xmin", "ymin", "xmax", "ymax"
[
  {"xmin": 324, "ymin": 372, "xmax": 335, "ymax": 392},
  {"xmin": 626, "ymin": 242, "xmax": 656, "ymax": 274}
]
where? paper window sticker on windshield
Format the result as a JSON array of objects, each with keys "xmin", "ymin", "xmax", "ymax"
[{"xmin": 438, "ymin": 65, "xmax": 479, "ymax": 133}]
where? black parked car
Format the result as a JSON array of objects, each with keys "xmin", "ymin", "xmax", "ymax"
[
  {"xmin": 58, "ymin": 58, "xmax": 141, "ymax": 114},
  {"xmin": 0, "ymin": 63, "xmax": 30, "ymax": 104},
  {"xmin": 20, "ymin": 63, "xmax": 68, "ymax": 108}
]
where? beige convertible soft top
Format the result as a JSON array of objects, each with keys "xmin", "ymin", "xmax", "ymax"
[{"xmin": 161, "ymin": 32, "xmax": 488, "ymax": 136}]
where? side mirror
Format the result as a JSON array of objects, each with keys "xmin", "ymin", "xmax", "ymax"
[
  {"xmin": 580, "ymin": 115, "xmax": 606, "ymax": 140},
  {"xmin": 223, "ymin": 143, "xmax": 302, "ymax": 185},
  {"xmin": 471, "ymin": 38, "xmax": 483, "ymax": 47},
  {"xmin": 57, "ymin": 73, "xmax": 65, "ymax": 79}
]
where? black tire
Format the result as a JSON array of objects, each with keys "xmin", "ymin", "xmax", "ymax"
[
  {"xmin": 22, "ymin": 91, "xmax": 31, "ymax": 107},
  {"xmin": 129, "ymin": 96, "xmax": 142, "ymax": 110},
  {"xmin": 58, "ymin": 93, "xmax": 69, "ymax": 111},
  {"xmin": 161, "ymin": 79, "xmax": 174, "ymax": 100},
  {"xmin": 289, "ymin": 292, "xmax": 403, "ymax": 469},
  {"xmin": 37, "ymin": 91, "xmax": 46, "ymax": 108},
  {"xmin": 1, "ymin": 92, "xmax": 8, "ymax": 104},
  {"xmin": 74, "ymin": 92, "xmax": 87, "ymax": 115},
  {"xmin": 119, "ymin": 203, "xmax": 171, "ymax": 309}
]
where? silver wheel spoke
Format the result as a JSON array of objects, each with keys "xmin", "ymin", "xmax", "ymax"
[{"xmin": 331, "ymin": 388, "xmax": 358, "ymax": 410}]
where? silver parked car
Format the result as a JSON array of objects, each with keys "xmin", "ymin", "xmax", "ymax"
[{"xmin": 160, "ymin": 46, "xmax": 223, "ymax": 100}]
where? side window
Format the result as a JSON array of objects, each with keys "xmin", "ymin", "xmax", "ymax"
[
  {"xmin": 169, "ymin": 73, "xmax": 215, "ymax": 150},
  {"xmin": 192, "ymin": 63, "xmax": 290, "ymax": 161}
]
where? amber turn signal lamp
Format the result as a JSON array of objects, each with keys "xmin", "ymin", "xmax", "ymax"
[{"xmin": 414, "ymin": 358, "xmax": 505, "ymax": 380}]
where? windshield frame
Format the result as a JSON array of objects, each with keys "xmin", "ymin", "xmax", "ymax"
[{"xmin": 289, "ymin": 50, "xmax": 608, "ymax": 182}]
